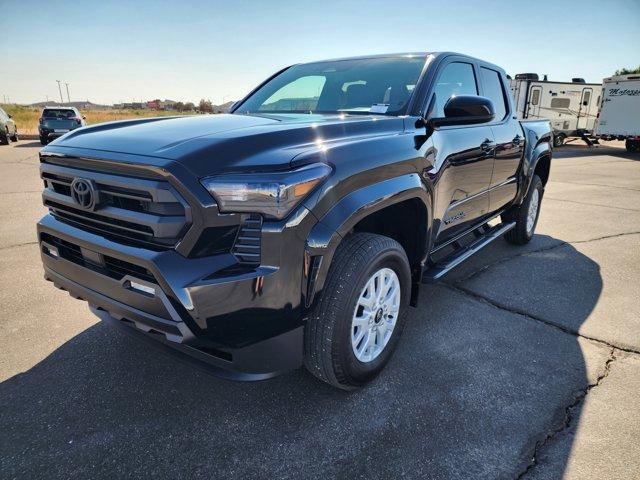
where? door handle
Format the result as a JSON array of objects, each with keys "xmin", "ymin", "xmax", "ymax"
[
  {"xmin": 481, "ymin": 139, "xmax": 495, "ymax": 152},
  {"xmin": 513, "ymin": 135, "xmax": 522, "ymax": 146}
]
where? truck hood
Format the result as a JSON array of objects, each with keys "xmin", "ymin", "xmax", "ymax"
[{"xmin": 44, "ymin": 113, "xmax": 404, "ymax": 177}]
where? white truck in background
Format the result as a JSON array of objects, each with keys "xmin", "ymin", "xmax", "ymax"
[
  {"xmin": 594, "ymin": 74, "xmax": 640, "ymax": 152},
  {"xmin": 510, "ymin": 73, "xmax": 602, "ymax": 147}
]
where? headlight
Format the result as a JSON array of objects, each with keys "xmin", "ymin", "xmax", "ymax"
[{"xmin": 201, "ymin": 163, "xmax": 331, "ymax": 219}]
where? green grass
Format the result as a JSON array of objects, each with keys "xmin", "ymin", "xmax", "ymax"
[{"xmin": 0, "ymin": 104, "xmax": 196, "ymax": 135}]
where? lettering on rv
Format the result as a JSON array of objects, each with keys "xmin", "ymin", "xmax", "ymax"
[{"xmin": 607, "ymin": 88, "xmax": 640, "ymax": 96}]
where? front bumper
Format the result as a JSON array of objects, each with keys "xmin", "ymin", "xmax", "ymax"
[{"xmin": 38, "ymin": 214, "xmax": 308, "ymax": 379}]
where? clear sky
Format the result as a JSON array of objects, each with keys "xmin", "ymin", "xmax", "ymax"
[{"xmin": 1, "ymin": 0, "xmax": 638, "ymax": 105}]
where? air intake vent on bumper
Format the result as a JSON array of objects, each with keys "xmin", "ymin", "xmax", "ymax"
[{"xmin": 232, "ymin": 214, "xmax": 262, "ymax": 266}]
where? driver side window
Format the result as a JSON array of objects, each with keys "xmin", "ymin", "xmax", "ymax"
[{"xmin": 434, "ymin": 62, "xmax": 478, "ymax": 117}]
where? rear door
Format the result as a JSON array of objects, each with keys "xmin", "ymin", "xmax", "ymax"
[
  {"xmin": 428, "ymin": 59, "xmax": 495, "ymax": 244},
  {"xmin": 480, "ymin": 66, "xmax": 523, "ymax": 213}
]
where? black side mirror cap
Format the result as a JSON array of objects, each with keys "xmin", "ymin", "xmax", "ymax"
[{"xmin": 429, "ymin": 95, "xmax": 495, "ymax": 127}]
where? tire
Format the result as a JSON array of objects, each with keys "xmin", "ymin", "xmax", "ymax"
[
  {"xmin": 502, "ymin": 175, "xmax": 544, "ymax": 245},
  {"xmin": 626, "ymin": 139, "xmax": 639, "ymax": 153},
  {"xmin": 10, "ymin": 129, "xmax": 18, "ymax": 142},
  {"xmin": 40, "ymin": 136, "xmax": 47, "ymax": 146},
  {"xmin": 0, "ymin": 128, "xmax": 9, "ymax": 145},
  {"xmin": 553, "ymin": 133, "xmax": 565, "ymax": 148},
  {"xmin": 304, "ymin": 233, "xmax": 411, "ymax": 390}
]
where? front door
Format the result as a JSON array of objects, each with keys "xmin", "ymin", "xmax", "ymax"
[
  {"xmin": 577, "ymin": 88, "xmax": 593, "ymax": 130},
  {"xmin": 428, "ymin": 60, "xmax": 495, "ymax": 244}
]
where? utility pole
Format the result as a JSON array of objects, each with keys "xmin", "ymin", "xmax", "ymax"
[
  {"xmin": 56, "ymin": 80, "xmax": 64, "ymax": 104},
  {"xmin": 64, "ymin": 83, "xmax": 71, "ymax": 103}
]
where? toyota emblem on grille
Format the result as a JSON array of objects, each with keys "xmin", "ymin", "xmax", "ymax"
[{"xmin": 70, "ymin": 178, "xmax": 97, "ymax": 210}]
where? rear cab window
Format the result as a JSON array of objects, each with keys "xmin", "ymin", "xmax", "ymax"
[{"xmin": 480, "ymin": 67, "xmax": 508, "ymax": 121}]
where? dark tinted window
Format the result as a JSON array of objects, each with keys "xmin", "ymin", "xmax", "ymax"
[
  {"xmin": 434, "ymin": 62, "xmax": 478, "ymax": 117},
  {"xmin": 42, "ymin": 109, "xmax": 76, "ymax": 118},
  {"xmin": 237, "ymin": 56, "xmax": 426, "ymax": 116},
  {"xmin": 480, "ymin": 67, "xmax": 507, "ymax": 120}
]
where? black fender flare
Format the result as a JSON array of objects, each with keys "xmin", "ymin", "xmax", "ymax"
[
  {"xmin": 303, "ymin": 173, "xmax": 432, "ymax": 308},
  {"xmin": 517, "ymin": 126, "xmax": 553, "ymax": 205}
]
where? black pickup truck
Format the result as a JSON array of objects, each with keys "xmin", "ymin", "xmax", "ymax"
[{"xmin": 37, "ymin": 52, "xmax": 552, "ymax": 389}]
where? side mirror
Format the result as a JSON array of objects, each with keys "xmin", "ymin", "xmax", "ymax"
[
  {"xmin": 430, "ymin": 95, "xmax": 495, "ymax": 127},
  {"xmin": 82, "ymin": 116, "xmax": 86, "ymax": 120},
  {"xmin": 8, "ymin": 114, "xmax": 12, "ymax": 119}
]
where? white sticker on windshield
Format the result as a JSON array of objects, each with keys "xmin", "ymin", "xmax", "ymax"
[{"xmin": 370, "ymin": 104, "xmax": 389, "ymax": 113}]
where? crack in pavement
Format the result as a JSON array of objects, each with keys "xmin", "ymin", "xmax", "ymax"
[
  {"xmin": 545, "ymin": 196, "xmax": 640, "ymax": 212},
  {"xmin": 445, "ymin": 283, "xmax": 640, "ymax": 356},
  {"xmin": 453, "ymin": 231, "xmax": 640, "ymax": 284},
  {"xmin": 0, "ymin": 190, "xmax": 42, "ymax": 195},
  {"xmin": 514, "ymin": 348, "xmax": 617, "ymax": 479},
  {"xmin": 549, "ymin": 180, "xmax": 640, "ymax": 192},
  {"xmin": 0, "ymin": 241, "xmax": 38, "ymax": 251},
  {"xmin": 441, "ymin": 283, "xmax": 635, "ymax": 478}
]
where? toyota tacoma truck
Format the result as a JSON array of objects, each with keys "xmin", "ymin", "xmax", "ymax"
[{"xmin": 37, "ymin": 52, "xmax": 552, "ymax": 389}]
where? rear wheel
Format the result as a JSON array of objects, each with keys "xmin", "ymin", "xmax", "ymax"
[
  {"xmin": 304, "ymin": 233, "xmax": 411, "ymax": 390},
  {"xmin": 10, "ymin": 129, "xmax": 18, "ymax": 142},
  {"xmin": 553, "ymin": 133, "xmax": 565, "ymax": 148},
  {"xmin": 502, "ymin": 175, "xmax": 544, "ymax": 245}
]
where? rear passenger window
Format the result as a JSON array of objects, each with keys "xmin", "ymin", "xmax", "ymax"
[
  {"xmin": 434, "ymin": 62, "xmax": 478, "ymax": 117},
  {"xmin": 480, "ymin": 67, "xmax": 508, "ymax": 121}
]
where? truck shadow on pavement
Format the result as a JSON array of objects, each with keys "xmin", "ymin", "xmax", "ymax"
[{"xmin": 0, "ymin": 236, "xmax": 602, "ymax": 479}]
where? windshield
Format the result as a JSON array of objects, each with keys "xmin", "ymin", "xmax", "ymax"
[
  {"xmin": 42, "ymin": 109, "xmax": 76, "ymax": 118},
  {"xmin": 235, "ymin": 56, "xmax": 426, "ymax": 116}
]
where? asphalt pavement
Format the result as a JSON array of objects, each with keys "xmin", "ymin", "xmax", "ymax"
[{"xmin": 0, "ymin": 140, "xmax": 638, "ymax": 479}]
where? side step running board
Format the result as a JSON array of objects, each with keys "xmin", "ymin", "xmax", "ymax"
[{"xmin": 422, "ymin": 221, "xmax": 515, "ymax": 283}]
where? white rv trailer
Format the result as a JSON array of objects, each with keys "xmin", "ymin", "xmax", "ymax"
[
  {"xmin": 594, "ymin": 74, "xmax": 640, "ymax": 152},
  {"xmin": 510, "ymin": 74, "xmax": 602, "ymax": 147}
]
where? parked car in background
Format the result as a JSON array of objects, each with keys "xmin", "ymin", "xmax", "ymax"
[
  {"xmin": 37, "ymin": 52, "xmax": 553, "ymax": 389},
  {"xmin": 595, "ymin": 73, "xmax": 640, "ymax": 152},
  {"xmin": 0, "ymin": 106, "xmax": 19, "ymax": 145},
  {"xmin": 39, "ymin": 107, "xmax": 86, "ymax": 145}
]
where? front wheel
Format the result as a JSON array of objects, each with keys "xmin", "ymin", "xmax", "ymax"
[
  {"xmin": 10, "ymin": 129, "xmax": 18, "ymax": 142},
  {"xmin": 502, "ymin": 175, "xmax": 544, "ymax": 245},
  {"xmin": 0, "ymin": 129, "xmax": 9, "ymax": 145},
  {"xmin": 304, "ymin": 233, "xmax": 411, "ymax": 390},
  {"xmin": 626, "ymin": 139, "xmax": 639, "ymax": 152}
]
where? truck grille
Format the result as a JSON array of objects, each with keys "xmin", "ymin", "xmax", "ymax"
[
  {"xmin": 40, "ymin": 161, "xmax": 190, "ymax": 250},
  {"xmin": 41, "ymin": 233, "xmax": 156, "ymax": 283}
]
